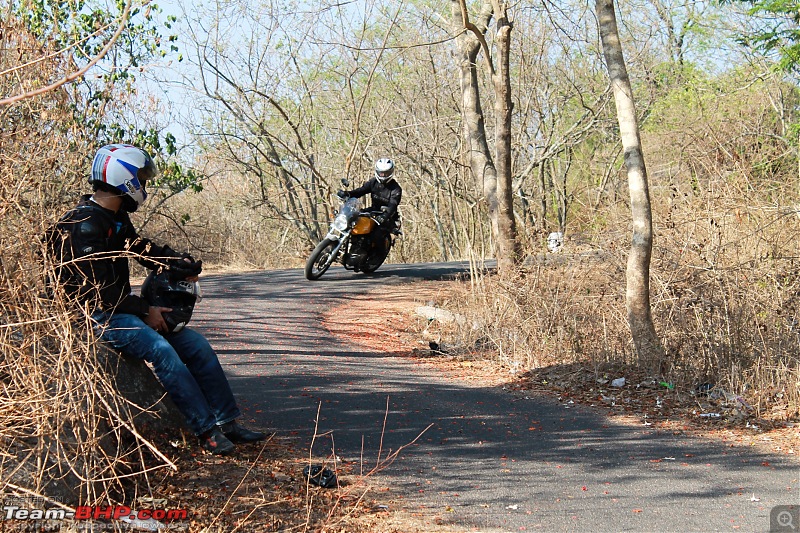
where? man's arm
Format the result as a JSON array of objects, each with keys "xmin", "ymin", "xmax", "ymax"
[
  {"xmin": 345, "ymin": 178, "xmax": 376, "ymax": 199},
  {"xmin": 125, "ymin": 232, "xmax": 185, "ymax": 269},
  {"xmin": 68, "ymin": 215, "xmax": 150, "ymax": 316},
  {"xmin": 383, "ymin": 185, "xmax": 402, "ymax": 219},
  {"xmin": 123, "ymin": 220, "xmax": 202, "ymax": 279}
]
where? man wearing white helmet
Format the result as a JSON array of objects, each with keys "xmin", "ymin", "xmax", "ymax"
[
  {"xmin": 53, "ymin": 144, "xmax": 265, "ymax": 455},
  {"xmin": 338, "ymin": 157, "xmax": 402, "ymax": 234}
]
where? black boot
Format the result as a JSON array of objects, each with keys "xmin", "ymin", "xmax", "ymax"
[
  {"xmin": 219, "ymin": 421, "xmax": 267, "ymax": 444},
  {"xmin": 200, "ymin": 427, "xmax": 235, "ymax": 455}
]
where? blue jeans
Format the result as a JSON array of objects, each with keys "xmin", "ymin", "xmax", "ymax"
[{"xmin": 92, "ymin": 312, "xmax": 241, "ymax": 436}]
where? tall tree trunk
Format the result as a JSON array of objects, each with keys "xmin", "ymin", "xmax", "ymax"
[
  {"xmin": 452, "ymin": 0, "xmax": 519, "ymax": 273},
  {"xmin": 492, "ymin": 8, "xmax": 519, "ymax": 271},
  {"xmin": 596, "ymin": 0, "xmax": 665, "ymax": 368},
  {"xmin": 452, "ymin": 0, "xmax": 499, "ymax": 254},
  {"xmin": 538, "ymin": 162, "xmax": 547, "ymax": 234}
]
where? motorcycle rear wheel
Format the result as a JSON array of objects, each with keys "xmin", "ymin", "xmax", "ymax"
[
  {"xmin": 360, "ymin": 238, "xmax": 391, "ymax": 274},
  {"xmin": 305, "ymin": 238, "xmax": 337, "ymax": 280}
]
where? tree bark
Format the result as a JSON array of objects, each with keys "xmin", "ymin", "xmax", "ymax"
[
  {"xmin": 452, "ymin": 0, "xmax": 499, "ymax": 246},
  {"xmin": 492, "ymin": 8, "xmax": 520, "ymax": 271},
  {"xmin": 596, "ymin": 0, "xmax": 665, "ymax": 368},
  {"xmin": 452, "ymin": 0, "xmax": 519, "ymax": 273}
]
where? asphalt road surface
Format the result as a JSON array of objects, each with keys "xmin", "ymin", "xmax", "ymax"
[{"xmin": 191, "ymin": 262, "xmax": 799, "ymax": 532}]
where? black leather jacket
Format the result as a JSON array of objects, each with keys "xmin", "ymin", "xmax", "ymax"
[
  {"xmin": 58, "ymin": 195, "xmax": 188, "ymax": 316},
  {"xmin": 345, "ymin": 177, "xmax": 402, "ymax": 221}
]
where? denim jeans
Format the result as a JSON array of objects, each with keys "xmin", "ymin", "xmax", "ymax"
[{"xmin": 92, "ymin": 312, "xmax": 241, "ymax": 435}]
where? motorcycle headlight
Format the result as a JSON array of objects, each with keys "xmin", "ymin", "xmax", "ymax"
[{"xmin": 333, "ymin": 214, "xmax": 349, "ymax": 232}]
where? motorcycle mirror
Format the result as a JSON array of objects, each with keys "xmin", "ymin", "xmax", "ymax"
[{"xmin": 341, "ymin": 178, "xmax": 350, "ymax": 187}]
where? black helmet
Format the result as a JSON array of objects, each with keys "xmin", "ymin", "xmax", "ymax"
[{"xmin": 141, "ymin": 270, "xmax": 201, "ymax": 333}]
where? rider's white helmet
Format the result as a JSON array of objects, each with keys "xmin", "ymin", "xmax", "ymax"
[
  {"xmin": 90, "ymin": 144, "xmax": 156, "ymax": 212},
  {"xmin": 374, "ymin": 158, "xmax": 395, "ymax": 184}
]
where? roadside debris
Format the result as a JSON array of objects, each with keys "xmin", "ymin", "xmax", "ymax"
[
  {"xmin": 415, "ymin": 305, "xmax": 464, "ymax": 325},
  {"xmin": 303, "ymin": 464, "xmax": 338, "ymax": 488},
  {"xmin": 547, "ymin": 232, "xmax": 564, "ymax": 253}
]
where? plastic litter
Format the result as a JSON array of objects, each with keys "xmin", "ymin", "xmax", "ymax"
[
  {"xmin": 303, "ymin": 464, "xmax": 338, "ymax": 488},
  {"xmin": 611, "ymin": 377, "xmax": 626, "ymax": 387},
  {"xmin": 547, "ymin": 232, "xmax": 564, "ymax": 253}
]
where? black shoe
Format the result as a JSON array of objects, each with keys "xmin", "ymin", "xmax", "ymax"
[
  {"xmin": 200, "ymin": 427, "xmax": 235, "ymax": 455},
  {"xmin": 219, "ymin": 421, "xmax": 267, "ymax": 444}
]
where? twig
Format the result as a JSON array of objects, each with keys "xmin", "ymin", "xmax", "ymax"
[
  {"xmin": 210, "ymin": 435, "xmax": 275, "ymax": 531},
  {"xmin": 0, "ymin": 0, "xmax": 133, "ymax": 106}
]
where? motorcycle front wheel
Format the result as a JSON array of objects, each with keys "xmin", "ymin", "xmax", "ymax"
[{"xmin": 305, "ymin": 238, "xmax": 338, "ymax": 280}]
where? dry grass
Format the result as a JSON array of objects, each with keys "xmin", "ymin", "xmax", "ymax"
[
  {"xmin": 0, "ymin": 14, "xmax": 152, "ymax": 511},
  {"xmin": 435, "ymin": 200, "xmax": 800, "ymax": 424},
  {"xmin": 0, "ymin": 17, "xmax": 363, "ymax": 531}
]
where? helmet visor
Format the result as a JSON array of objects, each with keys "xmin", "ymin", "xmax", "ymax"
[
  {"xmin": 139, "ymin": 160, "xmax": 157, "ymax": 184},
  {"xmin": 376, "ymin": 169, "xmax": 392, "ymax": 178},
  {"xmin": 138, "ymin": 160, "xmax": 157, "ymax": 198}
]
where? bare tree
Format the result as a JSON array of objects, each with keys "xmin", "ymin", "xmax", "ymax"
[
  {"xmin": 596, "ymin": 0, "xmax": 665, "ymax": 368},
  {"xmin": 648, "ymin": 0, "xmax": 708, "ymax": 68},
  {"xmin": 451, "ymin": 0, "xmax": 520, "ymax": 273}
]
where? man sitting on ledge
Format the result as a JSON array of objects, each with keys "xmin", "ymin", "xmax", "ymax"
[{"xmin": 53, "ymin": 144, "xmax": 265, "ymax": 455}]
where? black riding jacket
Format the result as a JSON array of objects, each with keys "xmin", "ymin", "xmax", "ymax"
[
  {"xmin": 345, "ymin": 177, "xmax": 402, "ymax": 221},
  {"xmin": 58, "ymin": 195, "xmax": 187, "ymax": 317}
]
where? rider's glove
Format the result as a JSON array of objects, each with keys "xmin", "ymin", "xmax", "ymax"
[
  {"xmin": 336, "ymin": 190, "xmax": 347, "ymax": 199},
  {"xmin": 374, "ymin": 214, "xmax": 386, "ymax": 225},
  {"xmin": 168, "ymin": 254, "xmax": 203, "ymax": 279}
]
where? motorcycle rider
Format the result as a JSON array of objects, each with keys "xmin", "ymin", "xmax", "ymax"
[
  {"xmin": 54, "ymin": 144, "xmax": 265, "ymax": 455},
  {"xmin": 337, "ymin": 157, "xmax": 402, "ymax": 238}
]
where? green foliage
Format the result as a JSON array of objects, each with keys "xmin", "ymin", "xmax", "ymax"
[
  {"xmin": 730, "ymin": 0, "xmax": 800, "ymax": 74},
  {"xmin": 127, "ymin": 130, "xmax": 204, "ymax": 193},
  {"xmin": 13, "ymin": 0, "xmax": 176, "ymax": 73},
  {"xmin": 11, "ymin": 0, "xmax": 199, "ymax": 194},
  {"xmin": 639, "ymin": 62, "xmax": 799, "ymax": 231}
]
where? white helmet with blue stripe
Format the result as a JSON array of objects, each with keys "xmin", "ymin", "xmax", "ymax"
[{"xmin": 90, "ymin": 144, "xmax": 156, "ymax": 212}]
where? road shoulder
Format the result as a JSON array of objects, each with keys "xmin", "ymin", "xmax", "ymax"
[{"xmin": 321, "ymin": 280, "xmax": 799, "ymax": 460}]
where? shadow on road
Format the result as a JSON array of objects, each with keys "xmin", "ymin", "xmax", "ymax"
[{"xmin": 190, "ymin": 264, "xmax": 796, "ymax": 532}]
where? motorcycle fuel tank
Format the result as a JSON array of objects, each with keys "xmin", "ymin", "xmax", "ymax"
[{"xmin": 351, "ymin": 215, "xmax": 376, "ymax": 235}]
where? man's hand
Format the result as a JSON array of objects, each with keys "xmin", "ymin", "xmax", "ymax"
[
  {"xmin": 144, "ymin": 306, "xmax": 173, "ymax": 334},
  {"xmin": 336, "ymin": 190, "xmax": 347, "ymax": 199}
]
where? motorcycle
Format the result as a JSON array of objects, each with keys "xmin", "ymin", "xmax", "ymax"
[{"xmin": 304, "ymin": 194, "xmax": 400, "ymax": 280}]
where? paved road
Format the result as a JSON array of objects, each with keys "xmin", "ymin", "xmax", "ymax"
[{"xmin": 192, "ymin": 263, "xmax": 798, "ymax": 532}]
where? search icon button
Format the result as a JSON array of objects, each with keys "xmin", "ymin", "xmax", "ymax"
[{"xmin": 772, "ymin": 506, "xmax": 799, "ymax": 532}]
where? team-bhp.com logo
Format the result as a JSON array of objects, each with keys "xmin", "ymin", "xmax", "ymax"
[{"xmin": 3, "ymin": 502, "xmax": 188, "ymax": 523}]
